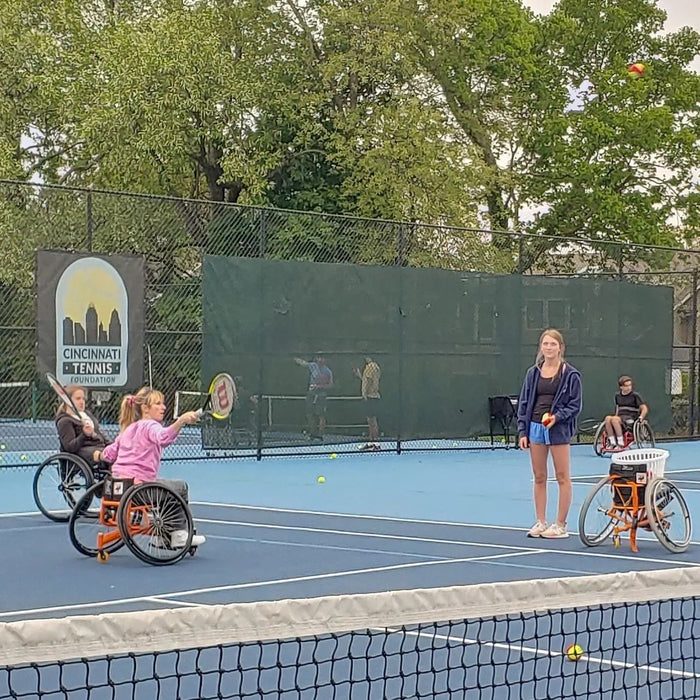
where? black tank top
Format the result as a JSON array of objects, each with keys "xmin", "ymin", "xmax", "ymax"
[{"xmin": 533, "ymin": 366, "xmax": 562, "ymax": 422}]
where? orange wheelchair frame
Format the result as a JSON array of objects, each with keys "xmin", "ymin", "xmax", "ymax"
[
  {"xmin": 68, "ymin": 476, "xmax": 198, "ymax": 566},
  {"xmin": 579, "ymin": 471, "xmax": 691, "ymax": 554}
]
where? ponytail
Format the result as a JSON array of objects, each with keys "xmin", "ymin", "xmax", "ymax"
[{"xmin": 118, "ymin": 387, "xmax": 164, "ymax": 432}]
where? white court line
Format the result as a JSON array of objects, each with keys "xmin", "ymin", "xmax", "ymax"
[
  {"xmin": 208, "ymin": 534, "xmax": 596, "ymax": 576},
  {"xmin": 0, "ymin": 551, "xmax": 543, "ymax": 619},
  {"xmin": 399, "ymin": 628, "xmax": 700, "ymax": 680},
  {"xmin": 0, "ymin": 501, "xmax": 700, "ymax": 552},
  {"xmin": 191, "ymin": 501, "xmax": 533, "ymax": 532},
  {"xmin": 197, "ymin": 516, "xmax": 700, "ymax": 567}
]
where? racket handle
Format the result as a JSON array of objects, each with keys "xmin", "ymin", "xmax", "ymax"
[{"xmin": 196, "ymin": 408, "xmax": 204, "ymax": 418}]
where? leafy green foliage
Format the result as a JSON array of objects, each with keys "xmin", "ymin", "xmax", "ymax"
[{"xmin": 0, "ymin": 0, "xmax": 697, "ymax": 268}]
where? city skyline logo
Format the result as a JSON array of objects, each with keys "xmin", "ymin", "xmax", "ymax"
[
  {"xmin": 62, "ymin": 305, "xmax": 122, "ymax": 346},
  {"xmin": 55, "ymin": 257, "xmax": 129, "ymax": 386}
]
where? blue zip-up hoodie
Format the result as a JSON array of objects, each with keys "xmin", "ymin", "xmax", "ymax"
[{"xmin": 517, "ymin": 363, "xmax": 582, "ymax": 445}]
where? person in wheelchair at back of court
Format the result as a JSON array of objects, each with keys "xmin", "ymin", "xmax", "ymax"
[
  {"xmin": 100, "ymin": 386, "xmax": 205, "ymax": 548},
  {"xmin": 603, "ymin": 375, "xmax": 648, "ymax": 449},
  {"xmin": 56, "ymin": 385, "xmax": 111, "ymax": 467}
]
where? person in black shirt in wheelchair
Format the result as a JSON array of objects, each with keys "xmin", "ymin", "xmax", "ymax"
[{"xmin": 603, "ymin": 375, "xmax": 648, "ymax": 449}]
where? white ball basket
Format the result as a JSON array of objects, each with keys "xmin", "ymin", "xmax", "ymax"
[{"xmin": 610, "ymin": 448, "xmax": 669, "ymax": 480}]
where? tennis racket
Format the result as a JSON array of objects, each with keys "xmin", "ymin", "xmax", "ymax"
[
  {"xmin": 198, "ymin": 372, "xmax": 236, "ymax": 420},
  {"xmin": 46, "ymin": 372, "xmax": 81, "ymax": 417}
]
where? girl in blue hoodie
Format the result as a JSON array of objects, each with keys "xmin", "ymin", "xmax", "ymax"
[{"xmin": 517, "ymin": 329, "xmax": 582, "ymax": 539}]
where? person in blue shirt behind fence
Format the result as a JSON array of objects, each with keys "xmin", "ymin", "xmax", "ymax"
[{"xmin": 294, "ymin": 352, "xmax": 334, "ymax": 441}]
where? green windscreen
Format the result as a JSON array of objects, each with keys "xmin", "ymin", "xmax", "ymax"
[{"xmin": 201, "ymin": 256, "xmax": 672, "ymax": 450}]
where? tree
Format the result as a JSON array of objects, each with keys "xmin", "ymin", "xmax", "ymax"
[{"xmin": 379, "ymin": 0, "xmax": 699, "ymax": 262}]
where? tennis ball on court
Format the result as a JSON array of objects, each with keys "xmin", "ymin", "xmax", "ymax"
[
  {"xmin": 566, "ymin": 643, "xmax": 584, "ymax": 661},
  {"xmin": 317, "ymin": 475, "xmax": 326, "ymax": 484},
  {"xmin": 330, "ymin": 453, "xmax": 338, "ymax": 459}
]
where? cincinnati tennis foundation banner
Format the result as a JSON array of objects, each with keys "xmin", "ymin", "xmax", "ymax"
[{"xmin": 36, "ymin": 250, "xmax": 145, "ymax": 389}]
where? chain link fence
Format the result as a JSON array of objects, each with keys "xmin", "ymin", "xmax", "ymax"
[{"xmin": 0, "ymin": 179, "xmax": 697, "ymax": 464}]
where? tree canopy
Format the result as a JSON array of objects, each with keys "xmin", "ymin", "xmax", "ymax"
[{"xmin": 0, "ymin": 0, "xmax": 698, "ymax": 248}]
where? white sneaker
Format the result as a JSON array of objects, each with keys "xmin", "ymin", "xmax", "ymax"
[
  {"xmin": 606, "ymin": 439, "xmax": 617, "ymax": 449},
  {"xmin": 527, "ymin": 520, "xmax": 548, "ymax": 537},
  {"xmin": 541, "ymin": 522, "xmax": 569, "ymax": 539},
  {"xmin": 170, "ymin": 530, "xmax": 206, "ymax": 548}
]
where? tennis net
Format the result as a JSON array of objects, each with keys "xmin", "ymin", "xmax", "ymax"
[{"xmin": 1, "ymin": 566, "xmax": 699, "ymax": 699}]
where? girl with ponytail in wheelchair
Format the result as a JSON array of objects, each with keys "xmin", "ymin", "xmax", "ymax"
[{"xmin": 100, "ymin": 387, "xmax": 205, "ymax": 548}]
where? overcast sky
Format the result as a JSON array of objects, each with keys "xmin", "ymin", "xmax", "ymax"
[{"xmin": 525, "ymin": 0, "xmax": 700, "ymax": 73}]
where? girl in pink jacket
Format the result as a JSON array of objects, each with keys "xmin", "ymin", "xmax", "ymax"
[{"xmin": 101, "ymin": 386, "xmax": 204, "ymax": 548}]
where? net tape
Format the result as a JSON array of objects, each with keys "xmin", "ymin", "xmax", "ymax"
[{"xmin": 2, "ymin": 566, "xmax": 699, "ymax": 666}]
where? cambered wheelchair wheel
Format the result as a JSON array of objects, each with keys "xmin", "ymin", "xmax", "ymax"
[
  {"xmin": 33, "ymin": 453, "xmax": 94, "ymax": 522},
  {"xmin": 578, "ymin": 476, "xmax": 618, "ymax": 546},
  {"xmin": 69, "ymin": 481, "xmax": 125, "ymax": 557},
  {"xmin": 633, "ymin": 420, "xmax": 655, "ymax": 449},
  {"xmin": 593, "ymin": 423, "xmax": 608, "ymax": 457},
  {"xmin": 644, "ymin": 478, "xmax": 691, "ymax": 554},
  {"xmin": 117, "ymin": 483, "xmax": 194, "ymax": 566}
]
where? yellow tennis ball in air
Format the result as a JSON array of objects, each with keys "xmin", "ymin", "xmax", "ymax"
[
  {"xmin": 627, "ymin": 62, "xmax": 646, "ymax": 77},
  {"xmin": 20, "ymin": 454, "xmax": 27, "ymax": 461},
  {"xmin": 330, "ymin": 453, "xmax": 338, "ymax": 459},
  {"xmin": 566, "ymin": 643, "xmax": 584, "ymax": 661},
  {"xmin": 0, "ymin": 444, "xmax": 5, "ymax": 449},
  {"xmin": 317, "ymin": 475, "xmax": 326, "ymax": 484}
]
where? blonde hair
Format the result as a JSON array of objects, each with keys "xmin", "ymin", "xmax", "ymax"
[
  {"xmin": 55, "ymin": 385, "xmax": 85, "ymax": 417},
  {"xmin": 535, "ymin": 328, "xmax": 566, "ymax": 366},
  {"xmin": 118, "ymin": 386, "xmax": 164, "ymax": 431}
]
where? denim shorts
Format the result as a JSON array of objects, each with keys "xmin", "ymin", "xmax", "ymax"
[{"xmin": 529, "ymin": 421, "xmax": 551, "ymax": 445}]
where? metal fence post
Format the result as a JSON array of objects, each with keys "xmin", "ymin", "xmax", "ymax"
[
  {"xmin": 397, "ymin": 223, "xmax": 405, "ymax": 267},
  {"xmin": 85, "ymin": 189, "xmax": 94, "ymax": 252},
  {"xmin": 617, "ymin": 245, "xmax": 624, "ymax": 281},
  {"xmin": 690, "ymin": 270, "xmax": 698, "ymax": 435},
  {"xmin": 259, "ymin": 209, "xmax": 267, "ymax": 259},
  {"xmin": 517, "ymin": 236, "xmax": 524, "ymax": 274}
]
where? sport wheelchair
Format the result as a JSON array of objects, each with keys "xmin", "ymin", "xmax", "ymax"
[
  {"xmin": 578, "ymin": 448, "xmax": 691, "ymax": 554},
  {"xmin": 32, "ymin": 452, "xmax": 109, "ymax": 522},
  {"xmin": 68, "ymin": 475, "xmax": 199, "ymax": 566},
  {"xmin": 592, "ymin": 417, "xmax": 655, "ymax": 457}
]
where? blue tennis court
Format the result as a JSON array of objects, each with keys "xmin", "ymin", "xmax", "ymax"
[{"xmin": 1, "ymin": 442, "xmax": 699, "ymax": 698}]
